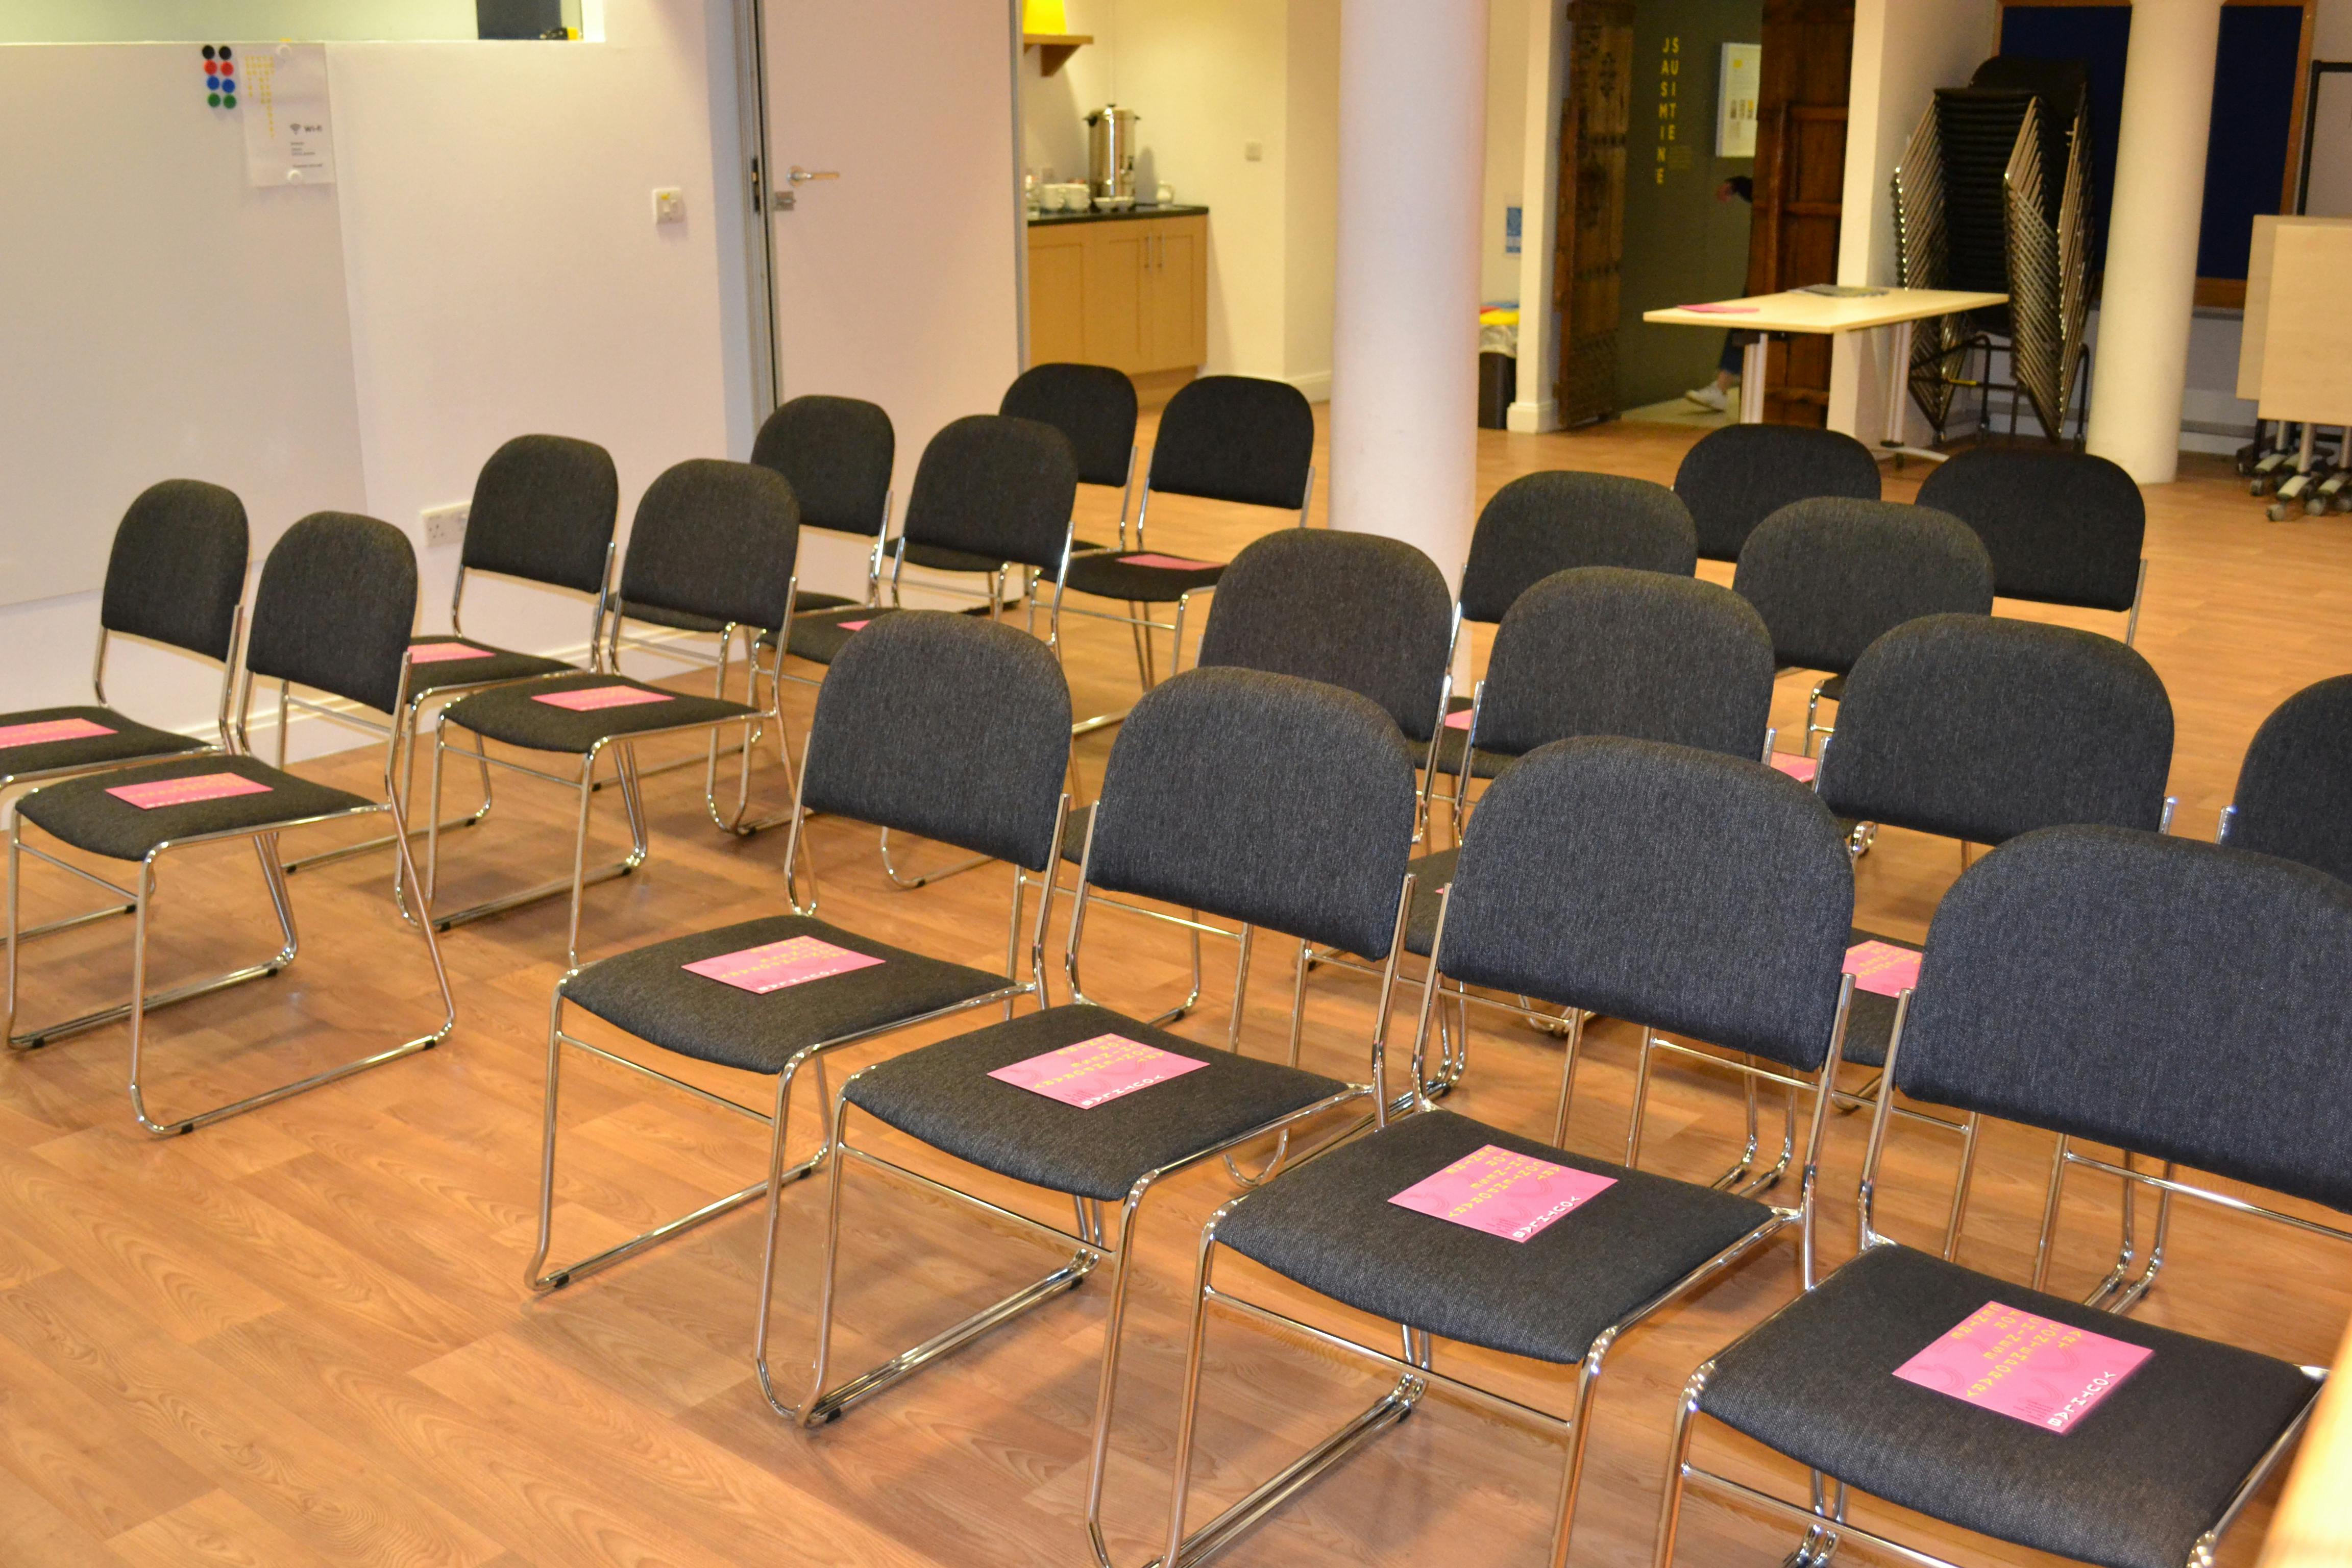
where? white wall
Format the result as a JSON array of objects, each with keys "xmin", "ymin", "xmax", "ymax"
[
  {"xmin": 1482, "ymin": 0, "xmax": 1529, "ymax": 304},
  {"xmin": 0, "ymin": 0, "xmax": 751, "ymax": 759}
]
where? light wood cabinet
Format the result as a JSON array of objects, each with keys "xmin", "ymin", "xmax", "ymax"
[{"xmin": 1025, "ymin": 212, "xmax": 1208, "ymax": 382}]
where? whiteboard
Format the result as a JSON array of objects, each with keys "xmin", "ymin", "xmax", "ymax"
[{"xmin": 0, "ymin": 44, "xmax": 367, "ymax": 606}]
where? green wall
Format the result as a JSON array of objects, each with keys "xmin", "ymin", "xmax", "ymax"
[{"xmin": 1615, "ymin": 0, "xmax": 1765, "ymax": 409}]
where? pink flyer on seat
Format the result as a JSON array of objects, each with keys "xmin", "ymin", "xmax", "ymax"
[
  {"xmin": 836, "ymin": 620, "xmax": 871, "ymax": 632},
  {"xmin": 1443, "ymin": 709, "xmax": 1475, "ymax": 731},
  {"xmin": 1118, "ymin": 553, "xmax": 1222, "ymax": 572},
  {"xmin": 1770, "ymin": 752, "xmax": 1818, "ymax": 783},
  {"xmin": 0, "ymin": 717, "xmax": 116, "ymax": 748},
  {"xmin": 408, "ymin": 641, "xmax": 498, "ymax": 665},
  {"xmin": 1388, "ymin": 1144, "xmax": 1617, "ymax": 1243},
  {"xmin": 107, "ymin": 772, "xmax": 273, "ymax": 810},
  {"xmin": 682, "ymin": 936, "xmax": 883, "ymax": 995},
  {"xmin": 1893, "ymin": 1301, "xmax": 2152, "ymax": 1432},
  {"xmin": 989, "ymin": 1034, "xmax": 1211, "ymax": 1109},
  {"xmin": 533, "ymin": 685, "xmax": 675, "ymax": 712},
  {"xmin": 1843, "ymin": 940, "xmax": 1922, "ymax": 997}
]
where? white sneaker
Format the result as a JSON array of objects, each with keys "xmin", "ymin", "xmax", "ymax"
[{"xmin": 1684, "ymin": 383, "xmax": 1731, "ymax": 413}]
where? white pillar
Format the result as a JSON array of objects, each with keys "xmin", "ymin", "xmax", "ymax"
[
  {"xmin": 2086, "ymin": 0, "xmax": 2224, "ymax": 483},
  {"xmin": 1331, "ymin": 0, "xmax": 1489, "ymax": 580},
  {"xmin": 1510, "ymin": 0, "xmax": 1566, "ymax": 433}
]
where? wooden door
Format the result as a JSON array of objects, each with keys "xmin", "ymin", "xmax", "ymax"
[
  {"xmin": 1026, "ymin": 227, "xmax": 1088, "ymax": 366},
  {"xmin": 1084, "ymin": 224, "xmax": 1149, "ymax": 372},
  {"xmin": 1143, "ymin": 219, "xmax": 1206, "ymax": 372},
  {"xmin": 1746, "ymin": 0, "xmax": 1854, "ymax": 424},
  {"xmin": 1554, "ymin": 1, "xmax": 1635, "ymax": 427}
]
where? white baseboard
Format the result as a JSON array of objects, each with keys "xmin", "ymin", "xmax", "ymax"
[
  {"xmin": 1505, "ymin": 399, "xmax": 1559, "ymax": 433},
  {"xmin": 1286, "ymin": 371, "xmax": 1332, "ymax": 404}
]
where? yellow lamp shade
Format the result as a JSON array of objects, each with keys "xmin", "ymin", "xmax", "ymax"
[{"xmin": 1024, "ymin": 0, "xmax": 1069, "ymax": 34}]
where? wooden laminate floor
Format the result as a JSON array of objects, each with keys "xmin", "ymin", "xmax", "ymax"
[{"xmin": 4, "ymin": 413, "xmax": 2349, "ymax": 1568}]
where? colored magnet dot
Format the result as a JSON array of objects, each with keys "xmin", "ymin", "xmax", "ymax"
[
  {"xmin": 202, "ymin": 44, "xmax": 215, "ymax": 59},
  {"xmin": 222, "ymin": 93, "xmax": 236, "ymax": 107},
  {"xmin": 208, "ymin": 91, "xmax": 221, "ymax": 106},
  {"xmin": 219, "ymin": 60, "xmax": 233, "ymax": 75},
  {"xmin": 219, "ymin": 45, "xmax": 231, "ymax": 58},
  {"xmin": 207, "ymin": 75, "xmax": 220, "ymax": 89}
]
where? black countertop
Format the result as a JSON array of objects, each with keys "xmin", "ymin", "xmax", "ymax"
[{"xmin": 1028, "ymin": 203, "xmax": 1209, "ymax": 227}]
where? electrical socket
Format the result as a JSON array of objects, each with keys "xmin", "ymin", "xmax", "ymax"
[
  {"xmin": 652, "ymin": 186, "xmax": 685, "ymax": 225},
  {"xmin": 421, "ymin": 502, "xmax": 469, "ymax": 548}
]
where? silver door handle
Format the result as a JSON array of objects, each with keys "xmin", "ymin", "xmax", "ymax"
[{"xmin": 788, "ymin": 166, "xmax": 840, "ymax": 183}]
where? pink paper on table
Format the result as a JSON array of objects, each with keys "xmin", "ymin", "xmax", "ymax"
[
  {"xmin": 682, "ymin": 936, "xmax": 883, "ymax": 995},
  {"xmin": 1388, "ymin": 1143, "xmax": 1617, "ymax": 1243},
  {"xmin": 989, "ymin": 1033, "xmax": 1211, "ymax": 1109},
  {"xmin": 0, "ymin": 717, "xmax": 116, "ymax": 749},
  {"xmin": 107, "ymin": 772, "xmax": 273, "ymax": 810},
  {"xmin": 1443, "ymin": 708, "xmax": 1475, "ymax": 731},
  {"xmin": 1844, "ymin": 940, "xmax": 1921, "ymax": 998},
  {"xmin": 533, "ymin": 684, "xmax": 675, "ymax": 712},
  {"xmin": 1119, "ymin": 553, "xmax": 1223, "ymax": 572},
  {"xmin": 836, "ymin": 619, "xmax": 871, "ymax": 632},
  {"xmin": 1770, "ymin": 752, "xmax": 1818, "ymax": 783},
  {"xmin": 408, "ymin": 641, "xmax": 498, "ymax": 665},
  {"xmin": 1679, "ymin": 303, "xmax": 1759, "ymax": 314},
  {"xmin": 1894, "ymin": 1301, "xmax": 2151, "ymax": 1433}
]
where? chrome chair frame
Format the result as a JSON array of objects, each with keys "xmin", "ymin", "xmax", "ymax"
[
  {"xmin": 423, "ymin": 586, "xmax": 803, "ymax": 969},
  {"xmin": 1653, "ymin": 990, "xmax": 2338, "ymax": 1568},
  {"xmin": 0, "ymin": 608, "xmax": 248, "ymax": 944},
  {"xmin": 280, "ymin": 540, "xmax": 617, "ymax": 892},
  {"xmin": 523, "ymin": 729, "xmax": 1071, "ymax": 1294},
  {"xmin": 1154, "ymin": 881, "xmax": 1855, "ymax": 1568},
  {"xmin": 5, "ymin": 654, "xmax": 456, "ymax": 1133},
  {"xmin": 770, "ymin": 816, "xmax": 1417, "ymax": 1568}
]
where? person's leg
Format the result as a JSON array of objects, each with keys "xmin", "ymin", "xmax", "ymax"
[{"xmin": 1686, "ymin": 332, "xmax": 1744, "ymax": 410}]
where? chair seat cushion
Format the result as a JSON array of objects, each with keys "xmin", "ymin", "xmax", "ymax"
[
  {"xmin": 562, "ymin": 914, "xmax": 1016, "ymax": 1074},
  {"xmin": 405, "ymin": 639, "xmax": 578, "ymax": 699},
  {"xmin": 17, "ymin": 754, "xmax": 375, "ymax": 863},
  {"xmin": 621, "ymin": 601, "xmax": 734, "ymax": 636},
  {"xmin": 844, "ymin": 1003, "xmax": 1356, "ymax": 1202},
  {"xmin": 0, "ymin": 706, "xmax": 209, "ymax": 782},
  {"xmin": 901, "ymin": 541, "xmax": 1017, "ymax": 577},
  {"xmin": 1057, "ymin": 552, "xmax": 1226, "ymax": 603},
  {"xmin": 1697, "ymin": 1243, "xmax": 2321, "ymax": 1568},
  {"xmin": 1402, "ymin": 847, "xmax": 1456, "ymax": 957},
  {"xmin": 1216, "ymin": 1108, "xmax": 1774, "ymax": 1364},
  {"xmin": 779, "ymin": 606, "xmax": 896, "ymax": 667},
  {"xmin": 1816, "ymin": 671, "xmax": 1846, "ymax": 702},
  {"xmin": 1058, "ymin": 800, "xmax": 1095, "ymax": 865},
  {"xmin": 1410, "ymin": 726, "xmax": 1516, "ymax": 782},
  {"xmin": 440, "ymin": 673, "xmax": 756, "ymax": 754},
  {"xmin": 795, "ymin": 590, "xmax": 857, "ymax": 613},
  {"xmin": 1032, "ymin": 538, "xmax": 1125, "ymax": 582},
  {"xmin": 1841, "ymin": 925, "xmax": 1920, "ymax": 1069}
]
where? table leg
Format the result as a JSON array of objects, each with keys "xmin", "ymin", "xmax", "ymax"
[
  {"xmin": 1877, "ymin": 318, "xmax": 1952, "ymax": 464},
  {"xmin": 1740, "ymin": 337, "xmax": 1770, "ymax": 423}
]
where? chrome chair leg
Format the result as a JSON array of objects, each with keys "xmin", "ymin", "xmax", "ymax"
[{"xmin": 877, "ymin": 827, "xmax": 993, "ymax": 890}]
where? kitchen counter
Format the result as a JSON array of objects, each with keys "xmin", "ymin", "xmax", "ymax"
[{"xmin": 1027, "ymin": 203, "xmax": 1209, "ymax": 227}]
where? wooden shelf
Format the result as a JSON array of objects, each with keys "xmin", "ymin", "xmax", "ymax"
[{"xmin": 1023, "ymin": 32, "xmax": 1091, "ymax": 77}]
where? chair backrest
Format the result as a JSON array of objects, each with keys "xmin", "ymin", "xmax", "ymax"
[
  {"xmin": 616, "ymin": 458, "xmax": 800, "ymax": 633},
  {"xmin": 1675, "ymin": 423, "xmax": 1882, "ymax": 562},
  {"xmin": 2223, "ymin": 674, "xmax": 2352, "ymax": 885},
  {"xmin": 749, "ymin": 395, "xmax": 895, "ymax": 537},
  {"xmin": 1819, "ymin": 614, "xmax": 2173, "ymax": 845},
  {"xmin": 1457, "ymin": 471, "xmax": 1699, "ymax": 623},
  {"xmin": 1439, "ymin": 737, "xmax": 1853, "ymax": 1069},
  {"xmin": 1896, "ymin": 825, "xmax": 2352, "ymax": 1216},
  {"xmin": 460, "ymin": 434, "xmax": 619, "ymax": 597},
  {"xmin": 1000, "ymin": 364, "xmax": 1138, "ymax": 490},
  {"xmin": 1195, "ymin": 530, "xmax": 1453, "ymax": 743},
  {"xmin": 800, "ymin": 612, "xmax": 1071, "ymax": 871},
  {"xmin": 1476, "ymin": 568, "xmax": 1775, "ymax": 762},
  {"xmin": 899, "ymin": 414, "xmax": 1079, "ymax": 572},
  {"xmin": 1086, "ymin": 668, "xmax": 1417, "ymax": 958},
  {"xmin": 244, "ymin": 512, "xmax": 418, "ymax": 715},
  {"xmin": 1147, "ymin": 375, "xmax": 1315, "ymax": 511},
  {"xmin": 1914, "ymin": 444, "xmax": 2143, "ymax": 612},
  {"xmin": 1733, "ymin": 497, "xmax": 1994, "ymax": 676},
  {"xmin": 101, "ymin": 479, "xmax": 250, "ymax": 663}
]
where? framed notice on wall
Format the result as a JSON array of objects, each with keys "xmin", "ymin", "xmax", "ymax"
[{"xmin": 1719, "ymin": 41, "xmax": 1759, "ymax": 158}]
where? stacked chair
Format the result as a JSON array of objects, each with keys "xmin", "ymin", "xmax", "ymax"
[
  {"xmin": 7, "ymin": 513, "xmax": 454, "ymax": 1131},
  {"xmin": 1674, "ymin": 423, "xmax": 1881, "ymax": 565}
]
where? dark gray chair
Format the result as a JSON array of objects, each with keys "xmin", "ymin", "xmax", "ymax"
[
  {"xmin": 285, "ymin": 435, "xmax": 620, "ymax": 892},
  {"xmin": 526, "ymin": 611, "xmax": 1072, "ymax": 1301},
  {"xmin": 1916, "ymin": 445, "xmax": 2147, "ymax": 643},
  {"xmin": 1658, "ymin": 825, "xmax": 2347, "ymax": 1568},
  {"xmin": 1674, "ymin": 422, "xmax": 1882, "ymax": 564},
  {"xmin": 1159, "ymin": 736, "xmax": 1857, "ymax": 1568},
  {"xmin": 0, "ymin": 481, "xmax": 249, "ymax": 945},
  {"xmin": 1040, "ymin": 375, "xmax": 1317, "ymax": 727},
  {"xmin": 1001, "ymin": 362, "xmax": 1140, "ymax": 576},
  {"xmin": 5, "ymin": 513, "xmax": 454, "ymax": 1132},
  {"xmin": 751, "ymin": 393, "xmax": 895, "ymax": 618},
  {"xmin": 779, "ymin": 667, "xmax": 1419, "ymax": 1568},
  {"xmin": 425, "ymin": 459, "xmax": 802, "ymax": 965},
  {"xmin": 1732, "ymin": 497, "xmax": 1995, "ymax": 754},
  {"xmin": 2217, "ymin": 674, "xmax": 2352, "ymax": 886}
]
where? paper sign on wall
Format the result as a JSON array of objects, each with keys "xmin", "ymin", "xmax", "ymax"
[
  {"xmin": 243, "ymin": 43, "xmax": 336, "ymax": 188},
  {"xmin": 1718, "ymin": 43, "xmax": 1760, "ymax": 159}
]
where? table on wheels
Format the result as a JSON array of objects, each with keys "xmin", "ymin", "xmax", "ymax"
[{"xmin": 1643, "ymin": 286, "xmax": 2009, "ymax": 462}]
